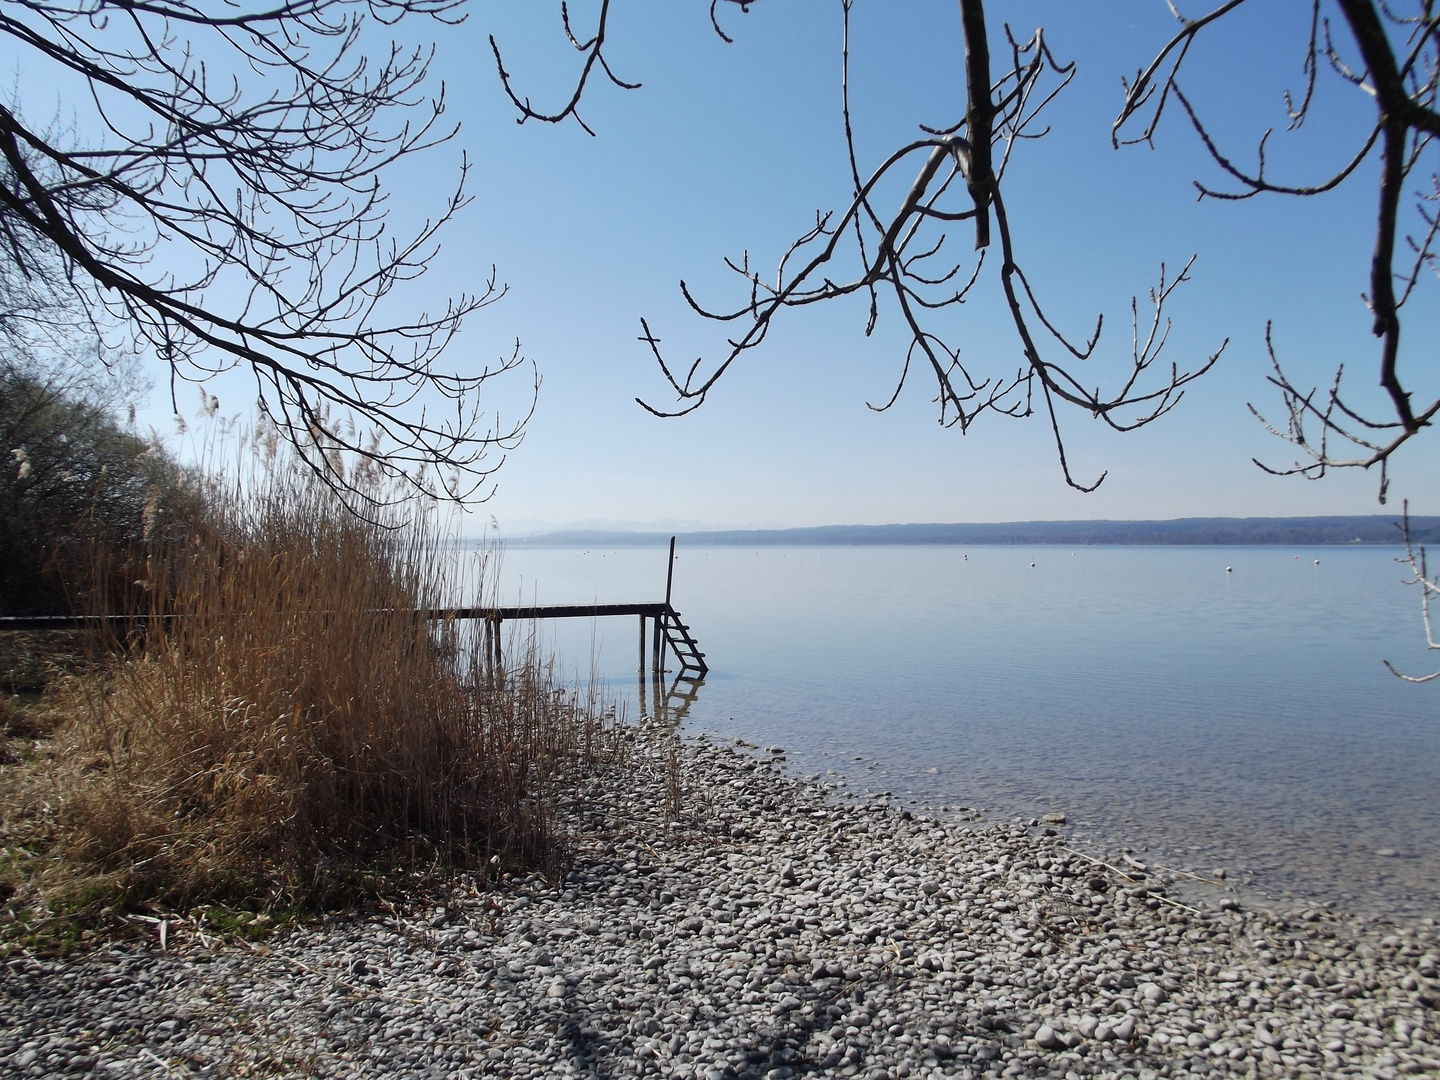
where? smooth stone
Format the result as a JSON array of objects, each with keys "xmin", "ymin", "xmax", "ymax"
[{"xmin": 6, "ymin": 720, "xmax": 1437, "ymax": 1080}]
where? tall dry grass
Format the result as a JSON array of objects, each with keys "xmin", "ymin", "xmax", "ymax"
[{"xmin": 46, "ymin": 449, "xmax": 619, "ymax": 909}]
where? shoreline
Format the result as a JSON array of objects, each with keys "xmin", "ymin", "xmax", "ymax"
[
  {"xmin": 820, "ymin": 772, "xmax": 1437, "ymax": 927},
  {"xmin": 4, "ymin": 723, "xmax": 1438, "ymax": 1079}
]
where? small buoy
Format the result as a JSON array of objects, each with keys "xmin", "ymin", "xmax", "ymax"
[
  {"xmin": 1030, "ymin": 562, "xmax": 1036, "ymax": 568},
  {"xmin": 1225, "ymin": 566, "xmax": 1233, "ymax": 573},
  {"xmin": 1314, "ymin": 559, "xmax": 1320, "ymax": 565}
]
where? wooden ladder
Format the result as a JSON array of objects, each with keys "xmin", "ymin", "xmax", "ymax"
[
  {"xmin": 659, "ymin": 607, "xmax": 708, "ymax": 676},
  {"xmin": 651, "ymin": 536, "xmax": 708, "ymax": 677}
]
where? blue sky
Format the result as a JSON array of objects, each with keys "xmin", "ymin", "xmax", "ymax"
[{"xmin": 28, "ymin": 1, "xmax": 1440, "ymax": 532}]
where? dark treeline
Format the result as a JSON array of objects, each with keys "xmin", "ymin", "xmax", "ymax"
[{"xmin": 515, "ymin": 517, "xmax": 1440, "ymax": 548}]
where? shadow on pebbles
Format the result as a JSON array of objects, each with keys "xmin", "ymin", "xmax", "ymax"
[{"xmin": 4, "ymin": 718, "xmax": 1439, "ymax": 1079}]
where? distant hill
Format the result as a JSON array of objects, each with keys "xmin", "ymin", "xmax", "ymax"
[{"xmin": 512, "ymin": 516, "xmax": 1440, "ymax": 548}]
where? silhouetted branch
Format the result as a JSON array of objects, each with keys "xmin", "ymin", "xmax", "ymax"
[
  {"xmin": 1112, "ymin": 0, "xmax": 1252, "ymax": 149},
  {"xmin": 496, "ymin": 1, "xmax": 1226, "ymax": 491},
  {"xmin": 1117, "ymin": 0, "xmax": 1440, "ymax": 501},
  {"xmin": 489, "ymin": 0, "xmax": 640, "ymax": 136},
  {"xmin": 0, "ymin": 0, "xmax": 530, "ymax": 510}
]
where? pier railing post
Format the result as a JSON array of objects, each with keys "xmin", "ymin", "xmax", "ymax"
[
  {"xmin": 665, "ymin": 535, "xmax": 676, "ymax": 608},
  {"xmin": 656, "ymin": 536, "xmax": 677, "ymax": 674}
]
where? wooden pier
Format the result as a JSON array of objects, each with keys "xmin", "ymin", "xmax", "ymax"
[
  {"xmin": 440, "ymin": 537, "xmax": 707, "ymax": 678},
  {"xmin": 437, "ymin": 599, "xmax": 706, "ymax": 679},
  {"xmin": 0, "ymin": 537, "xmax": 708, "ymax": 681}
]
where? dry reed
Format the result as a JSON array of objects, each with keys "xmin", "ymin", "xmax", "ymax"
[{"xmin": 39, "ymin": 451, "xmax": 620, "ymax": 910}]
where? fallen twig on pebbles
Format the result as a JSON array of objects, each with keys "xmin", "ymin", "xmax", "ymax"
[
  {"xmin": 1151, "ymin": 864, "xmax": 1233, "ymax": 890},
  {"xmin": 1057, "ymin": 845, "xmax": 1142, "ymax": 884},
  {"xmin": 1058, "ymin": 848, "xmax": 1205, "ymax": 914}
]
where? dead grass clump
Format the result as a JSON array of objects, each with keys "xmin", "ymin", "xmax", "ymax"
[
  {"xmin": 0, "ymin": 693, "xmax": 38, "ymax": 739},
  {"xmin": 35, "ymin": 455, "xmax": 620, "ymax": 911},
  {"xmin": 0, "ymin": 631, "xmax": 87, "ymax": 695}
]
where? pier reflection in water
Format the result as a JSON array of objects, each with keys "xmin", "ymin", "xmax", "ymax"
[{"xmin": 639, "ymin": 668, "xmax": 705, "ymax": 726}]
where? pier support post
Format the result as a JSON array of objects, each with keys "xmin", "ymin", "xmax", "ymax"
[{"xmin": 488, "ymin": 615, "xmax": 502, "ymax": 682}]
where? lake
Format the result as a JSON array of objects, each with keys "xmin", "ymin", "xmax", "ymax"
[{"xmin": 484, "ymin": 542, "xmax": 1440, "ymax": 920}]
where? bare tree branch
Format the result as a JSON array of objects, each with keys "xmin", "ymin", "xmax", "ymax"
[
  {"xmin": 1117, "ymin": 0, "xmax": 1440, "ymax": 501},
  {"xmin": 0, "ymin": 0, "xmax": 533, "ymax": 510},
  {"xmin": 1112, "ymin": 0, "xmax": 1252, "ymax": 149},
  {"xmin": 1385, "ymin": 500, "xmax": 1440, "ymax": 680},
  {"xmin": 496, "ymin": 1, "xmax": 1224, "ymax": 492}
]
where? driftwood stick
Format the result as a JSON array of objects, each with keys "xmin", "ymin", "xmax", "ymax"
[{"xmin": 1057, "ymin": 846, "xmax": 1203, "ymax": 915}]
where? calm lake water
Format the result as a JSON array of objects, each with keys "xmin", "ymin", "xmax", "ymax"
[{"xmin": 485, "ymin": 543, "xmax": 1440, "ymax": 921}]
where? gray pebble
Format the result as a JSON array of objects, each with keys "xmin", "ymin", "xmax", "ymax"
[{"xmin": 5, "ymin": 718, "xmax": 1436, "ymax": 1080}]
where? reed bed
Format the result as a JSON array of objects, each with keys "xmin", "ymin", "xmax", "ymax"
[{"xmin": 8, "ymin": 452, "xmax": 622, "ymax": 916}]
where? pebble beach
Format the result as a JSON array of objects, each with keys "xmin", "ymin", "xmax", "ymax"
[{"xmin": 4, "ymin": 720, "xmax": 1438, "ymax": 1079}]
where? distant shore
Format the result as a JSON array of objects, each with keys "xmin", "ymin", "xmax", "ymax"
[{"xmin": 508, "ymin": 515, "xmax": 1439, "ymax": 549}]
